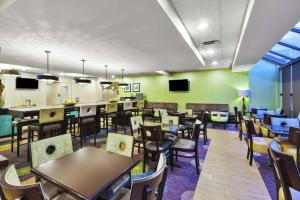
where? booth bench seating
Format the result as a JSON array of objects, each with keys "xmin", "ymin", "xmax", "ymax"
[
  {"xmin": 186, "ymin": 103, "xmax": 229, "ymax": 112},
  {"xmin": 144, "ymin": 102, "xmax": 178, "ymax": 112}
]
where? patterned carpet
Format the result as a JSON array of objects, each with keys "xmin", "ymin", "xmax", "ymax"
[{"xmin": 0, "ymin": 130, "xmax": 210, "ymax": 200}]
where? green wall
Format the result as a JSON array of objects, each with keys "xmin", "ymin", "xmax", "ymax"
[
  {"xmin": 249, "ymin": 60, "xmax": 279, "ymax": 110},
  {"xmin": 120, "ymin": 69, "xmax": 249, "ymax": 112}
]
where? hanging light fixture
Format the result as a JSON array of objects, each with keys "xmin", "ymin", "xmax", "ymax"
[
  {"xmin": 75, "ymin": 59, "xmax": 91, "ymax": 84},
  {"xmin": 118, "ymin": 69, "xmax": 128, "ymax": 87},
  {"xmin": 1, "ymin": 68, "xmax": 20, "ymax": 76},
  {"xmin": 100, "ymin": 65, "xmax": 112, "ymax": 86},
  {"xmin": 37, "ymin": 51, "xmax": 59, "ymax": 82}
]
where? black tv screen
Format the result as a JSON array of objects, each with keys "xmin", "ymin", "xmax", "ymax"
[
  {"xmin": 169, "ymin": 79, "xmax": 189, "ymax": 91},
  {"xmin": 16, "ymin": 77, "xmax": 39, "ymax": 89}
]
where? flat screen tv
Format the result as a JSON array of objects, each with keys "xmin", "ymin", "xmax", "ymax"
[
  {"xmin": 16, "ymin": 77, "xmax": 39, "ymax": 89},
  {"xmin": 169, "ymin": 79, "xmax": 189, "ymax": 91}
]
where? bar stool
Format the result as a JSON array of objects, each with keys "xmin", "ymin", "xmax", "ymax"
[
  {"xmin": 28, "ymin": 108, "xmax": 65, "ymax": 160},
  {"xmin": 11, "ymin": 118, "xmax": 38, "ymax": 157},
  {"xmin": 77, "ymin": 105, "xmax": 97, "ymax": 147},
  {"xmin": 100, "ymin": 103, "xmax": 118, "ymax": 134}
]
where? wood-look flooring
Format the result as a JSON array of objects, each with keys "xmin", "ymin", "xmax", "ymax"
[{"xmin": 193, "ymin": 129, "xmax": 271, "ymax": 200}]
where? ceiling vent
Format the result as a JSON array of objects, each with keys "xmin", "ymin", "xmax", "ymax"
[{"xmin": 198, "ymin": 40, "xmax": 221, "ymax": 48}]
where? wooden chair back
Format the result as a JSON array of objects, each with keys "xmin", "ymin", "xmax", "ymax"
[
  {"xmin": 130, "ymin": 153, "xmax": 167, "ymax": 200},
  {"xmin": 269, "ymin": 141, "xmax": 300, "ymax": 200},
  {"xmin": 140, "ymin": 124, "xmax": 164, "ymax": 142},
  {"xmin": 124, "ymin": 102, "xmax": 133, "ymax": 110},
  {"xmin": 161, "ymin": 116, "xmax": 179, "ymax": 126},
  {"xmin": 130, "ymin": 116, "xmax": 143, "ymax": 133},
  {"xmin": 80, "ymin": 105, "xmax": 97, "ymax": 117},
  {"xmin": 105, "ymin": 103, "xmax": 118, "ymax": 113},
  {"xmin": 30, "ymin": 134, "xmax": 73, "ymax": 168},
  {"xmin": 106, "ymin": 133, "xmax": 134, "ymax": 157}
]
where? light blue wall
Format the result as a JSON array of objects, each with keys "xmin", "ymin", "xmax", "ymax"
[{"xmin": 249, "ymin": 60, "xmax": 279, "ymax": 110}]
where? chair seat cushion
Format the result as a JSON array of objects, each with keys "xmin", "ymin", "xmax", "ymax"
[
  {"xmin": 164, "ymin": 133, "xmax": 177, "ymax": 142},
  {"xmin": 145, "ymin": 140, "xmax": 172, "ymax": 152},
  {"xmin": 281, "ymin": 143, "xmax": 297, "ymax": 161},
  {"xmin": 171, "ymin": 138, "xmax": 195, "ymax": 150},
  {"xmin": 101, "ymin": 175, "xmax": 130, "ymax": 199},
  {"xmin": 41, "ymin": 181, "xmax": 63, "ymax": 200},
  {"xmin": 250, "ymin": 137, "xmax": 273, "ymax": 154},
  {"xmin": 111, "ymin": 188, "xmax": 131, "ymax": 200},
  {"xmin": 28, "ymin": 124, "xmax": 39, "ymax": 131},
  {"xmin": 279, "ymin": 187, "xmax": 300, "ymax": 200},
  {"xmin": 274, "ymin": 137, "xmax": 289, "ymax": 144},
  {"xmin": 260, "ymin": 126, "xmax": 276, "ymax": 138}
]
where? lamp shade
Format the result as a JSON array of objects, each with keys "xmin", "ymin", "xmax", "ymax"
[{"xmin": 238, "ymin": 90, "xmax": 250, "ymax": 97}]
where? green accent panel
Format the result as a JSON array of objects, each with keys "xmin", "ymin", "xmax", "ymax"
[
  {"xmin": 249, "ymin": 60, "xmax": 279, "ymax": 110},
  {"xmin": 120, "ymin": 69, "xmax": 249, "ymax": 112},
  {"xmin": 0, "ymin": 115, "xmax": 12, "ymax": 137}
]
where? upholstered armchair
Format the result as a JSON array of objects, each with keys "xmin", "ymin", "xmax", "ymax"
[
  {"xmin": 210, "ymin": 111, "xmax": 229, "ymax": 129},
  {"xmin": 0, "ymin": 165, "xmax": 76, "ymax": 200}
]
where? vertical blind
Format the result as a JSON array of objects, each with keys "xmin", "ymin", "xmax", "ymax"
[{"xmin": 282, "ymin": 62, "xmax": 300, "ymax": 117}]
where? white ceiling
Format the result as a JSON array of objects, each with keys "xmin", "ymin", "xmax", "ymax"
[
  {"xmin": 233, "ymin": 0, "xmax": 300, "ymax": 67},
  {"xmin": 171, "ymin": 0, "xmax": 248, "ymax": 68},
  {"xmin": 0, "ymin": 0, "xmax": 251, "ymax": 76}
]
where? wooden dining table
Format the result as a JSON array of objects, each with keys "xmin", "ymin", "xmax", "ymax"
[{"xmin": 31, "ymin": 147, "xmax": 140, "ymax": 200}]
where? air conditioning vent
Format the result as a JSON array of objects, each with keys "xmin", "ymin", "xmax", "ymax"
[{"xmin": 198, "ymin": 40, "xmax": 221, "ymax": 47}]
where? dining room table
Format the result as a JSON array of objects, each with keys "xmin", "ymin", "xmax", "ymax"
[
  {"xmin": 263, "ymin": 124, "xmax": 290, "ymax": 136},
  {"xmin": 31, "ymin": 147, "xmax": 140, "ymax": 200}
]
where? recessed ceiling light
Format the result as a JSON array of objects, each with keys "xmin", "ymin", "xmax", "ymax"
[
  {"xmin": 212, "ymin": 61, "xmax": 218, "ymax": 66},
  {"xmin": 207, "ymin": 49, "xmax": 215, "ymax": 55},
  {"xmin": 156, "ymin": 70, "xmax": 171, "ymax": 76},
  {"xmin": 111, "ymin": 75, "xmax": 115, "ymax": 78},
  {"xmin": 197, "ymin": 22, "xmax": 209, "ymax": 30}
]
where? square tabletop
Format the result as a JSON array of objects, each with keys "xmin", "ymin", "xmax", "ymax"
[
  {"xmin": 264, "ymin": 124, "xmax": 290, "ymax": 136},
  {"xmin": 31, "ymin": 147, "xmax": 140, "ymax": 200}
]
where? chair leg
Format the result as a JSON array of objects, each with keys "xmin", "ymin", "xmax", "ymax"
[
  {"xmin": 80, "ymin": 137, "xmax": 83, "ymax": 148},
  {"xmin": 247, "ymin": 148, "xmax": 250, "ymax": 159},
  {"xmin": 138, "ymin": 142, "xmax": 141, "ymax": 153},
  {"xmin": 195, "ymin": 149, "xmax": 200, "ymax": 175},
  {"xmin": 11, "ymin": 126, "xmax": 14, "ymax": 152},
  {"xmin": 170, "ymin": 149, "xmax": 174, "ymax": 171},
  {"xmin": 94, "ymin": 134, "xmax": 96, "ymax": 147},
  {"xmin": 249, "ymin": 150, "xmax": 253, "ymax": 165},
  {"xmin": 143, "ymin": 150, "xmax": 147, "ymax": 173},
  {"xmin": 239, "ymin": 130, "xmax": 242, "ymax": 141},
  {"xmin": 17, "ymin": 127, "xmax": 21, "ymax": 157},
  {"xmin": 175, "ymin": 151, "xmax": 178, "ymax": 162}
]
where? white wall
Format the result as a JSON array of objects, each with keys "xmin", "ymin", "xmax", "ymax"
[{"xmin": 3, "ymin": 72, "xmax": 103, "ymax": 107}]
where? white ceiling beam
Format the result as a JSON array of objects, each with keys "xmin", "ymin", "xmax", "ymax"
[{"xmin": 157, "ymin": 0, "xmax": 206, "ymax": 66}]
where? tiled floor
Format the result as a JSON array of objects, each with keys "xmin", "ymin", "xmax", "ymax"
[{"xmin": 193, "ymin": 129, "xmax": 271, "ymax": 200}]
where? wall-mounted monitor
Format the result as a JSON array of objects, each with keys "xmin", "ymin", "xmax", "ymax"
[
  {"xmin": 16, "ymin": 77, "xmax": 39, "ymax": 89},
  {"xmin": 169, "ymin": 79, "xmax": 189, "ymax": 91}
]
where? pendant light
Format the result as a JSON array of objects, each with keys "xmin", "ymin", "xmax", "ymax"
[
  {"xmin": 37, "ymin": 51, "xmax": 59, "ymax": 82},
  {"xmin": 1, "ymin": 68, "xmax": 20, "ymax": 76},
  {"xmin": 100, "ymin": 65, "xmax": 112, "ymax": 86},
  {"xmin": 75, "ymin": 59, "xmax": 91, "ymax": 84},
  {"xmin": 118, "ymin": 69, "xmax": 128, "ymax": 87}
]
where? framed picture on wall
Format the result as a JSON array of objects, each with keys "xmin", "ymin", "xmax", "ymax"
[
  {"xmin": 132, "ymin": 83, "xmax": 140, "ymax": 92},
  {"xmin": 124, "ymin": 84, "xmax": 131, "ymax": 92}
]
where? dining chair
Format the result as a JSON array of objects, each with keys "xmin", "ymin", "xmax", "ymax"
[
  {"xmin": 130, "ymin": 116, "xmax": 143, "ymax": 153},
  {"xmin": 30, "ymin": 134, "xmax": 73, "ymax": 168},
  {"xmin": 77, "ymin": 105, "xmax": 97, "ymax": 147},
  {"xmin": 200, "ymin": 113, "xmax": 209, "ymax": 145},
  {"xmin": 102, "ymin": 133, "xmax": 134, "ymax": 200},
  {"xmin": 245, "ymin": 120, "xmax": 273, "ymax": 165},
  {"xmin": 110, "ymin": 153, "xmax": 168, "ymax": 200},
  {"xmin": 0, "ymin": 165, "xmax": 76, "ymax": 200},
  {"xmin": 106, "ymin": 133, "xmax": 134, "ymax": 157},
  {"xmin": 159, "ymin": 109, "xmax": 168, "ymax": 122},
  {"xmin": 274, "ymin": 127, "xmax": 300, "ymax": 168},
  {"xmin": 140, "ymin": 124, "xmax": 172, "ymax": 172},
  {"xmin": 269, "ymin": 141, "xmax": 300, "ymax": 200},
  {"xmin": 170, "ymin": 122, "xmax": 201, "ymax": 174},
  {"xmin": 237, "ymin": 110, "xmax": 260, "ymax": 141}
]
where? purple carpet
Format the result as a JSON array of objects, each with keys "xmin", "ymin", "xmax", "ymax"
[{"xmin": 0, "ymin": 134, "xmax": 210, "ymax": 200}]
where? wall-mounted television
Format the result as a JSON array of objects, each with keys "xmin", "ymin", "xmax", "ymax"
[
  {"xmin": 169, "ymin": 79, "xmax": 189, "ymax": 91},
  {"xmin": 16, "ymin": 77, "xmax": 39, "ymax": 89}
]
